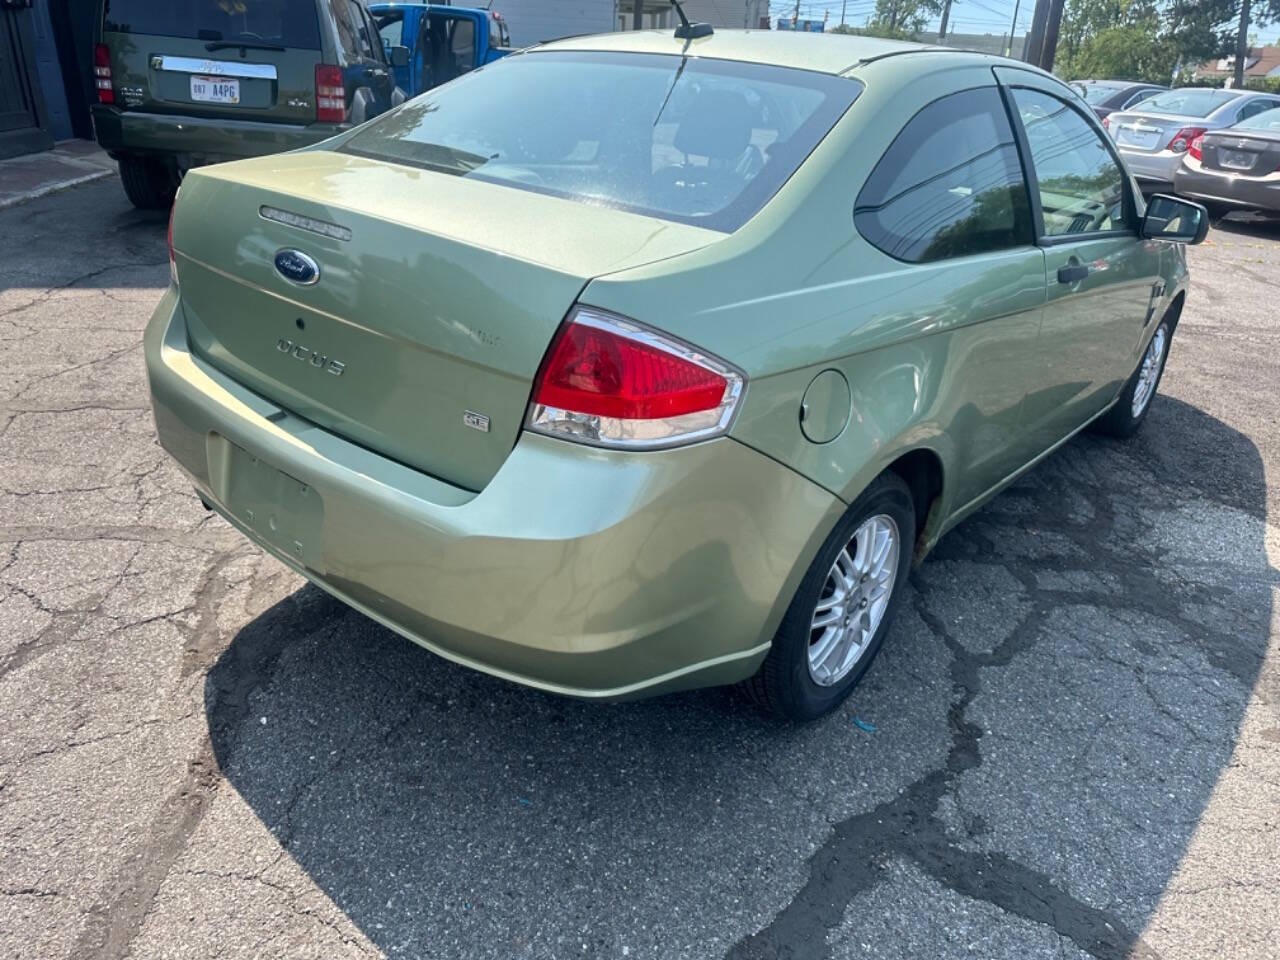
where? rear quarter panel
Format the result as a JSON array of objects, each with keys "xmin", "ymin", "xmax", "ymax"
[{"xmin": 583, "ymin": 56, "xmax": 1048, "ymax": 543}]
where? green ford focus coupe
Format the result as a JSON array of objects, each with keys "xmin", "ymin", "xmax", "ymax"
[{"xmin": 147, "ymin": 29, "xmax": 1207, "ymax": 719}]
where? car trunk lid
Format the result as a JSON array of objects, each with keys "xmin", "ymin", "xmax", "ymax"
[
  {"xmin": 1108, "ymin": 112, "xmax": 1187, "ymax": 152},
  {"xmin": 172, "ymin": 150, "xmax": 722, "ymax": 491},
  {"xmin": 1199, "ymin": 131, "xmax": 1280, "ymax": 175}
]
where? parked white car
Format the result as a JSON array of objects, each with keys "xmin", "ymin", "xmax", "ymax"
[{"xmin": 1104, "ymin": 87, "xmax": 1280, "ymax": 190}]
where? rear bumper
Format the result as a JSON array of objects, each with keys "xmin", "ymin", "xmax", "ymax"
[
  {"xmin": 1119, "ymin": 148, "xmax": 1181, "ymax": 189},
  {"xmin": 91, "ymin": 105, "xmax": 344, "ymax": 164},
  {"xmin": 1173, "ymin": 160, "xmax": 1280, "ymax": 212},
  {"xmin": 145, "ymin": 288, "xmax": 842, "ymax": 699}
]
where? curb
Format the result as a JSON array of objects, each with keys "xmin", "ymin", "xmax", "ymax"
[{"xmin": 0, "ymin": 168, "xmax": 115, "ymax": 210}]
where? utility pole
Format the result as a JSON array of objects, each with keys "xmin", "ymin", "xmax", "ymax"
[
  {"xmin": 840, "ymin": 0, "xmax": 847, "ymax": 28},
  {"xmin": 1039, "ymin": 0, "xmax": 1065, "ymax": 70},
  {"xmin": 632, "ymin": 0, "xmax": 642, "ymax": 30},
  {"xmin": 1023, "ymin": 0, "xmax": 1049, "ymax": 66},
  {"xmin": 1005, "ymin": 0, "xmax": 1020, "ymax": 56},
  {"xmin": 938, "ymin": 0, "xmax": 952, "ymax": 44},
  {"xmin": 1234, "ymin": 0, "xmax": 1251, "ymax": 89},
  {"xmin": 794, "ymin": 0, "xmax": 802, "ymax": 27}
]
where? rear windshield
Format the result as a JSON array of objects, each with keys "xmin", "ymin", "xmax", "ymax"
[
  {"xmin": 1075, "ymin": 83, "xmax": 1122, "ymax": 105},
  {"xmin": 339, "ymin": 50, "xmax": 861, "ymax": 232},
  {"xmin": 102, "ymin": 0, "xmax": 321, "ymax": 48},
  {"xmin": 1137, "ymin": 89, "xmax": 1239, "ymax": 118}
]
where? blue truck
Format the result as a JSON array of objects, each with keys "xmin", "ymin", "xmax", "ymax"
[{"xmin": 369, "ymin": 2, "xmax": 512, "ymax": 96}]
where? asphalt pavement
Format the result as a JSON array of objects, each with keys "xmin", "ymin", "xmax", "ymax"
[{"xmin": 1, "ymin": 178, "xmax": 1277, "ymax": 960}]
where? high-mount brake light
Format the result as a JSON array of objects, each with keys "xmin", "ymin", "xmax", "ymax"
[
  {"xmin": 526, "ymin": 307, "xmax": 744, "ymax": 449},
  {"xmin": 94, "ymin": 44, "xmax": 114, "ymax": 104}
]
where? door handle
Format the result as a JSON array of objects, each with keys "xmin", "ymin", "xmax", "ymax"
[{"xmin": 1057, "ymin": 263, "xmax": 1089, "ymax": 284}]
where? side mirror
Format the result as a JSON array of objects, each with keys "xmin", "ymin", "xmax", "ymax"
[
  {"xmin": 1141, "ymin": 194, "xmax": 1209, "ymax": 244},
  {"xmin": 389, "ymin": 45, "xmax": 410, "ymax": 68}
]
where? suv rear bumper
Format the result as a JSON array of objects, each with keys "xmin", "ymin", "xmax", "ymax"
[
  {"xmin": 145, "ymin": 287, "xmax": 842, "ymax": 699},
  {"xmin": 92, "ymin": 105, "xmax": 344, "ymax": 164}
]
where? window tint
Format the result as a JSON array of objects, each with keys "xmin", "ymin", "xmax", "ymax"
[
  {"xmin": 854, "ymin": 87, "xmax": 1032, "ymax": 263},
  {"xmin": 1136, "ymin": 88, "xmax": 1238, "ymax": 118},
  {"xmin": 1236, "ymin": 108, "xmax": 1280, "ymax": 132},
  {"xmin": 1012, "ymin": 88, "xmax": 1129, "ymax": 237},
  {"xmin": 1238, "ymin": 98, "xmax": 1280, "ymax": 121},
  {"xmin": 328, "ymin": 0, "xmax": 360, "ymax": 58},
  {"xmin": 347, "ymin": 0, "xmax": 376, "ymax": 58},
  {"xmin": 375, "ymin": 11, "xmax": 403, "ymax": 47},
  {"xmin": 1122, "ymin": 88, "xmax": 1159, "ymax": 109},
  {"xmin": 102, "ymin": 0, "xmax": 321, "ymax": 48},
  {"xmin": 341, "ymin": 51, "xmax": 861, "ymax": 232}
]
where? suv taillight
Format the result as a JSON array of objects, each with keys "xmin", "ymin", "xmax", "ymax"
[
  {"xmin": 1188, "ymin": 134, "xmax": 1205, "ymax": 161},
  {"xmin": 315, "ymin": 64, "xmax": 345, "ymax": 123},
  {"xmin": 526, "ymin": 307, "xmax": 744, "ymax": 449},
  {"xmin": 1167, "ymin": 126, "xmax": 1206, "ymax": 153},
  {"xmin": 94, "ymin": 43, "xmax": 114, "ymax": 104}
]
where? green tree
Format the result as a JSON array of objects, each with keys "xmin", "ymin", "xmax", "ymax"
[{"xmin": 867, "ymin": 0, "xmax": 944, "ymax": 39}]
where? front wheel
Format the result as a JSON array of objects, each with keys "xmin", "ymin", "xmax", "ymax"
[
  {"xmin": 1093, "ymin": 319, "xmax": 1172, "ymax": 438},
  {"xmin": 742, "ymin": 472, "xmax": 915, "ymax": 721}
]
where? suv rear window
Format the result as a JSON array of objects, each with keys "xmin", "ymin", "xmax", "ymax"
[
  {"xmin": 102, "ymin": 0, "xmax": 322, "ymax": 49},
  {"xmin": 339, "ymin": 50, "xmax": 861, "ymax": 232}
]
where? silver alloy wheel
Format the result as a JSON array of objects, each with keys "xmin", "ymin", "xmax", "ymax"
[
  {"xmin": 1131, "ymin": 325, "xmax": 1168, "ymax": 419},
  {"xmin": 807, "ymin": 514, "xmax": 900, "ymax": 687}
]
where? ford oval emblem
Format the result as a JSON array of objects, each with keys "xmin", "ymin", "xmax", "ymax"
[{"xmin": 273, "ymin": 248, "xmax": 320, "ymax": 285}]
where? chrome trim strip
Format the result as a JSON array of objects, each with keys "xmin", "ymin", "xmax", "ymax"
[{"xmin": 155, "ymin": 55, "xmax": 278, "ymax": 80}]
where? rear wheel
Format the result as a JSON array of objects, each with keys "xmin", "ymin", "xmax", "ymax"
[
  {"xmin": 742, "ymin": 472, "xmax": 914, "ymax": 721},
  {"xmin": 1093, "ymin": 319, "xmax": 1172, "ymax": 438},
  {"xmin": 119, "ymin": 155, "xmax": 176, "ymax": 210}
]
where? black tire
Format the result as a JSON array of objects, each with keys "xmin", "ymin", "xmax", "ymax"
[
  {"xmin": 742, "ymin": 471, "xmax": 915, "ymax": 721},
  {"xmin": 1092, "ymin": 318, "xmax": 1173, "ymax": 438},
  {"xmin": 119, "ymin": 155, "xmax": 176, "ymax": 210}
]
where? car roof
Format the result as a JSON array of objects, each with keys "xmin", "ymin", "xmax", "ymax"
[{"xmin": 536, "ymin": 28, "xmax": 948, "ymax": 76}]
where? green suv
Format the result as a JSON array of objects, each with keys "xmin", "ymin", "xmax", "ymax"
[
  {"xmin": 148, "ymin": 31, "xmax": 1208, "ymax": 719},
  {"xmin": 92, "ymin": 0, "xmax": 406, "ymax": 209}
]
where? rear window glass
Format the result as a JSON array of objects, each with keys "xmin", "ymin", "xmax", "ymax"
[
  {"xmin": 339, "ymin": 50, "xmax": 861, "ymax": 232},
  {"xmin": 1076, "ymin": 83, "xmax": 1122, "ymax": 105},
  {"xmin": 1235, "ymin": 107, "xmax": 1280, "ymax": 131},
  {"xmin": 102, "ymin": 0, "xmax": 322, "ymax": 48},
  {"xmin": 1137, "ymin": 89, "xmax": 1239, "ymax": 118}
]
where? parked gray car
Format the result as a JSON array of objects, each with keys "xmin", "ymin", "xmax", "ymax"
[
  {"xmin": 1105, "ymin": 87, "xmax": 1280, "ymax": 191},
  {"xmin": 1173, "ymin": 109, "xmax": 1280, "ymax": 215}
]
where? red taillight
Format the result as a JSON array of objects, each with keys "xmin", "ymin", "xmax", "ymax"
[
  {"xmin": 527, "ymin": 308, "xmax": 743, "ymax": 448},
  {"xmin": 315, "ymin": 64, "xmax": 345, "ymax": 123},
  {"xmin": 1188, "ymin": 134, "xmax": 1204, "ymax": 161},
  {"xmin": 1101, "ymin": 115, "xmax": 1111, "ymax": 130},
  {"xmin": 1167, "ymin": 126, "xmax": 1206, "ymax": 153},
  {"xmin": 94, "ymin": 43, "xmax": 114, "ymax": 104}
]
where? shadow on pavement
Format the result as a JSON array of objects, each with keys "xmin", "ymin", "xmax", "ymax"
[{"xmin": 206, "ymin": 395, "xmax": 1273, "ymax": 959}]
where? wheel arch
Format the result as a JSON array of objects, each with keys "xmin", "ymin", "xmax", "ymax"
[{"xmin": 883, "ymin": 446, "xmax": 945, "ymax": 564}]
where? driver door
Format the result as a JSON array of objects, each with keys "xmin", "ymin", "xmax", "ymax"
[{"xmin": 996, "ymin": 69, "xmax": 1163, "ymax": 454}]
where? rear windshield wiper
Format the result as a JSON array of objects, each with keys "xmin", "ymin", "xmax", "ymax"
[{"xmin": 205, "ymin": 40, "xmax": 286, "ymax": 52}]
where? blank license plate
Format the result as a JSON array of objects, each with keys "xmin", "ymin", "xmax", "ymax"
[
  {"xmin": 190, "ymin": 75, "xmax": 239, "ymax": 104},
  {"xmin": 222, "ymin": 441, "xmax": 325, "ymax": 572},
  {"xmin": 1118, "ymin": 127, "xmax": 1158, "ymax": 149},
  {"xmin": 1220, "ymin": 149, "xmax": 1254, "ymax": 170}
]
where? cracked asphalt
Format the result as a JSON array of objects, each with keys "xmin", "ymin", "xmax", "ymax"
[{"xmin": 2, "ymin": 179, "xmax": 1279, "ymax": 960}]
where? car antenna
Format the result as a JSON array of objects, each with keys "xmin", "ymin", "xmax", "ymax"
[{"xmin": 670, "ymin": 0, "xmax": 713, "ymax": 39}]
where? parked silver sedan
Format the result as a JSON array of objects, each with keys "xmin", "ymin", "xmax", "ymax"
[
  {"xmin": 1173, "ymin": 109, "xmax": 1280, "ymax": 215},
  {"xmin": 1105, "ymin": 87, "xmax": 1280, "ymax": 191}
]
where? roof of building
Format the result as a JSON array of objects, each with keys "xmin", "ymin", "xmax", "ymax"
[
  {"xmin": 537, "ymin": 28, "xmax": 939, "ymax": 75},
  {"xmin": 1193, "ymin": 45, "xmax": 1280, "ymax": 78}
]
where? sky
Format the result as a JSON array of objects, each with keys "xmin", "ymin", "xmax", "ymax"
[{"xmin": 765, "ymin": 0, "xmax": 1280, "ymax": 45}]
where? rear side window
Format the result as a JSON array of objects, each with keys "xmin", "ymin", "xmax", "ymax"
[
  {"xmin": 102, "ymin": 0, "xmax": 321, "ymax": 48},
  {"xmin": 854, "ymin": 87, "xmax": 1033, "ymax": 263}
]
